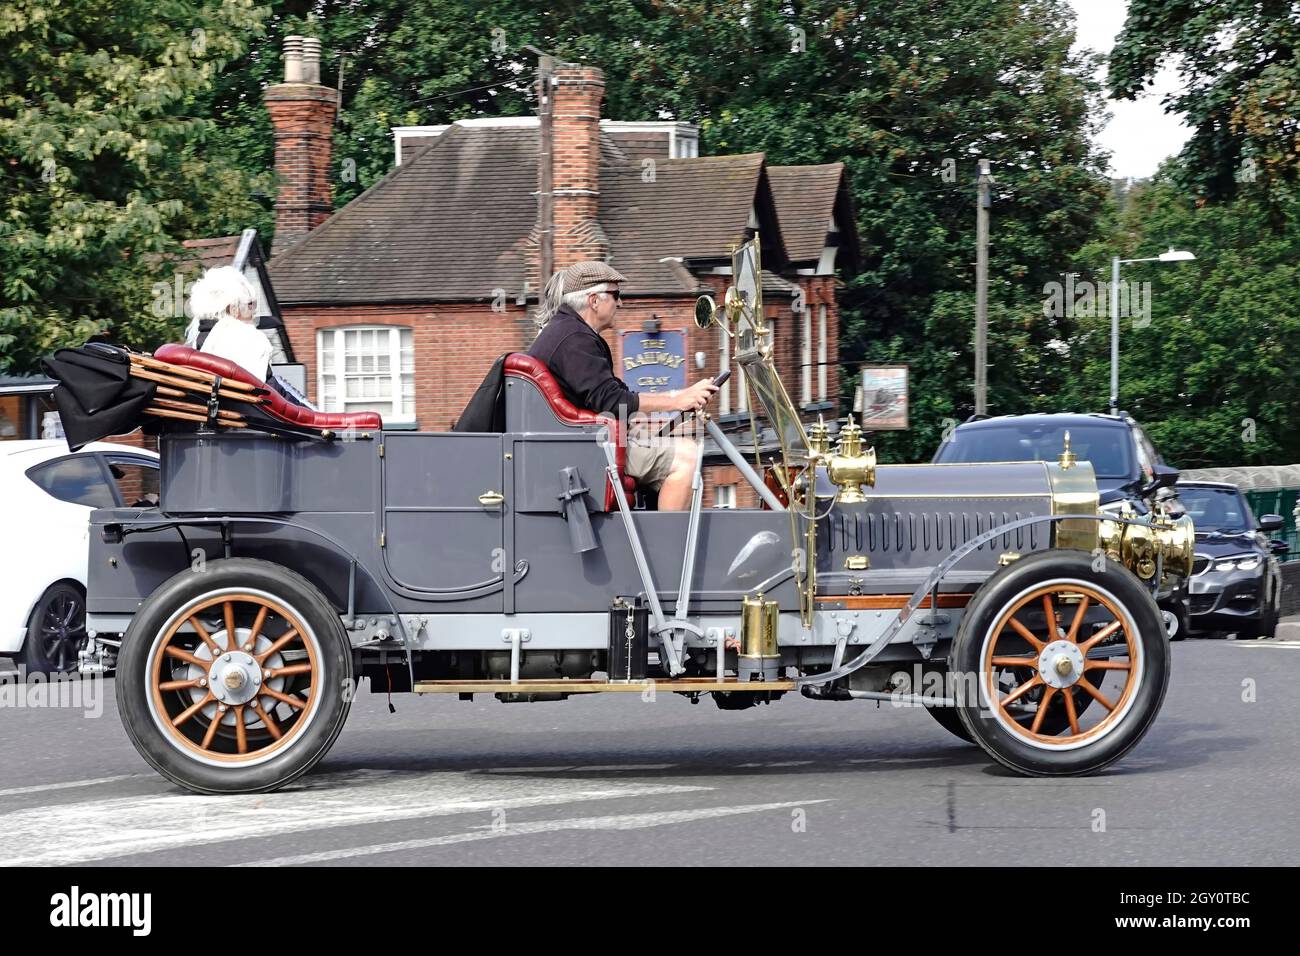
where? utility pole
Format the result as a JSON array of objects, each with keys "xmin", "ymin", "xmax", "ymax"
[
  {"xmin": 536, "ymin": 51, "xmax": 554, "ymax": 286},
  {"xmin": 974, "ymin": 158, "xmax": 992, "ymax": 416}
]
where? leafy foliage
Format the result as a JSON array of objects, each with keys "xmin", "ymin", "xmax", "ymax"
[
  {"xmin": 0, "ymin": 0, "xmax": 270, "ymax": 374},
  {"xmin": 1109, "ymin": 0, "xmax": 1300, "ymax": 208}
]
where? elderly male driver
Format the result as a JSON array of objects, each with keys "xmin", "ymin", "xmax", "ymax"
[{"xmin": 528, "ymin": 261, "xmax": 718, "ymax": 511}]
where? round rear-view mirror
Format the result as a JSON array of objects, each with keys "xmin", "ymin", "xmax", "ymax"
[{"xmin": 694, "ymin": 294, "xmax": 717, "ymax": 329}]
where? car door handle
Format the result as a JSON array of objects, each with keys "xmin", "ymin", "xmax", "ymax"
[{"xmin": 478, "ymin": 491, "xmax": 505, "ymax": 508}]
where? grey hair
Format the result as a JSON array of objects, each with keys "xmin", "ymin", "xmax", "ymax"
[
  {"xmin": 533, "ymin": 270, "xmax": 566, "ymax": 328},
  {"xmin": 184, "ymin": 266, "xmax": 258, "ymax": 345},
  {"xmin": 532, "ymin": 271, "xmax": 609, "ymax": 328}
]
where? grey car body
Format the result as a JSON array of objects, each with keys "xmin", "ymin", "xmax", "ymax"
[{"xmin": 1179, "ymin": 481, "xmax": 1284, "ymax": 638}]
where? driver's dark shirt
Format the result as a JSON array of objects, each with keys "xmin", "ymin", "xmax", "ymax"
[{"xmin": 526, "ymin": 305, "xmax": 640, "ymax": 416}]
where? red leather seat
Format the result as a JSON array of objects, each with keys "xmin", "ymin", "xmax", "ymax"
[
  {"xmin": 154, "ymin": 343, "xmax": 383, "ymax": 431},
  {"xmin": 503, "ymin": 353, "xmax": 636, "ymax": 509}
]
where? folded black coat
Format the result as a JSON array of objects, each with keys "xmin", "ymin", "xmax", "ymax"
[
  {"xmin": 42, "ymin": 343, "xmax": 157, "ymax": 451},
  {"xmin": 453, "ymin": 352, "xmax": 511, "ymax": 433}
]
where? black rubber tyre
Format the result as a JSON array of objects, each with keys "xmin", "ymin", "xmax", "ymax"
[
  {"xmin": 953, "ymin": 550, "xmax": 1169, "ymax": 777},
  {"xmin": 22, "ymin": 582, "xmax": 86, "ymax": 675},
  {"xmin": 1167, "ymin": 606, "xmax": 1189, "ymax": 642},
  {"xmin": 116, "ymin": 558, "xmax": 353, "ymax": 795},
  {"xmin": 1237, "ymin": 602, "xmax": 1277, "ymax": 640},
  {"xmin": 926, "ymin": 705, "xmax": 974, "ymax": 743}
]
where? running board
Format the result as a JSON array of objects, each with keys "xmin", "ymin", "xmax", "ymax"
[{"xmin": 414, "ymin": 678, "xmax": 796, "ymax": 695}]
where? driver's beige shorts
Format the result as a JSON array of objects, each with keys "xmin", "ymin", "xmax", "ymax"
[{"xmin": 624, "ymin": 430, "xmax": 679, "ymax": 489}]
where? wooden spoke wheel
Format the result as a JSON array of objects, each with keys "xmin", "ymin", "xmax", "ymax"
[
  {"xmin": 117, "ymin": 559, "xmax": 353, "ymax": 794},
  {"xmin": 982, "ymin": 583, "xmax": 1138, "ymax": 746},
  {"xmin": 951, "ymin": 550, "xmax": 1169, "ymax": 776},
  {"xmin": 149, "ymin": 592, "xmax": 319, "ymax": 764}
]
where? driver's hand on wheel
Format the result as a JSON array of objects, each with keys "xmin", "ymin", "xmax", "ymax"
[{"xmin": 676, "ymin": 378, "xmax": 718, "ymax": 412}]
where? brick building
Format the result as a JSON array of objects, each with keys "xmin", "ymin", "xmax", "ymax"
[{"xmin": 262, "ymin": 39, "xmax": 858, "ymax": 507}]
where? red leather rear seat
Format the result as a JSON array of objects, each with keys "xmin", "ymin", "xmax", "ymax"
[
  {"xmin": 154, "ymin": 343, "xmax": 383, "ymax": 431},
  {"xmin": 503, "ymin": 354, "xmax": 636, "ymax": 508}
]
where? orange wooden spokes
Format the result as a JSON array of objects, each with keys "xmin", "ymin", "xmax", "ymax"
[
  {"xmin": 1076, "ymin": 678, "xmax": 1115, "ymax": 712},
  {"xmin": 1001, "ymin": 674, "xmax": 1044, "ymax": 708},
  {"xmin": 188, "ymin": 616, "xmax": 222, "ymax": 655},
  {"xmin": 151, "ymin": 594, "xmax": 317, "ymax": 764},
  {"xmin": 1008, "ymin": 617, "xmax": 1046, "ymax": 652},
  {"xmin": 984, "ymin": 582, "xmax": 1138, "ymax": 746},
  {"xmin": 1066, "ymin": 595, "xmax": 1090, "ymax": 643},
  {"xmin": 1079, "ymin": 620, "xmax": 1122, "ymax": 655}
]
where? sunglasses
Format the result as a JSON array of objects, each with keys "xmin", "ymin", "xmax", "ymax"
[{"xmin": 593, "ymin": 287, "xmax": 622, "ymax": 302}]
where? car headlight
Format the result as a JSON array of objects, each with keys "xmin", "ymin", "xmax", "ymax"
[{"xmin": 1211, "ymin": 554, "xmax": 1261, "ymax": 572}]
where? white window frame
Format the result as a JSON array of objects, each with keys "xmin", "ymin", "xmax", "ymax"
[
  {"xmin": 801, "ymin": 300, "xmax": 812, "ymax": 404},
  {"xmin": 317, "ymin": 325, "xmax": 416, "ymax": 425},
  {"xmin": 715, "ymin": 483, "xmax": 737, "ymax": 509},
  {"xmin": 817, "ymin": 304, "xmax": 828, "ymax": 402}
]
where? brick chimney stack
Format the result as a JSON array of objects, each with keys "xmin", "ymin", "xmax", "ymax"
[
  {"xmin": 266, "ymin": 35, "xmax": 338, "ymax": 255},
  {"xmin": 549, "ymin": 65, "xmax": 608, "ymax": 269}
]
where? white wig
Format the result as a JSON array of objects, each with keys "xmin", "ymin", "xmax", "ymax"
[{"xmin": 185, "ymin": 266, "xmax": 258, "ymax": 345}]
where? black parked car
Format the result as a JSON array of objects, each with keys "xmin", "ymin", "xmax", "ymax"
[
  {"xmin": 933, "ymin": 412, "xmax": 1190, "ymax": 637},
  {"xmin": 1177, "ymin": 481, "xmax": 1285, "ymax": 640}
]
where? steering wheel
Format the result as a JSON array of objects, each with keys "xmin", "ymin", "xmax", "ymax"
[{"xmin": 655, "ymin": 370, "xmax": 730, "ymax": 438}]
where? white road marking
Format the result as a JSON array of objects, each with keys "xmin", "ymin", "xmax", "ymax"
[
  {"xmin": 0, "ymin": 769, "xmax": 709, "ymax": 866},
  {"xmin": 1231, "ymin": 640, "xmax": 1300, "ymax": 649},
  {"xmin": 238, "ymin": 800, "xmax": 829, "ymax": 866},
  {"xmin": 0, "ymin": 774, "xmax": 144, "ymax": 798}
]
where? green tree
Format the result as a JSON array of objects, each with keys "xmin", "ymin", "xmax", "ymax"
[
  {"xmin": 0, "ymin": 0, "xmax": 269, "ymax": 374},
  {"xmin": 1055, "ymin": 168, "xmax": 1300, "ymax": 469},
  {"xmin": 1109, "ymin": 0, "xmax": 1300, "ymax": 208}
]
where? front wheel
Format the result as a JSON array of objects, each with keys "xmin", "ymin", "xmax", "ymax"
[
  {"xmin": 952, "ymin": 551, "xmax": 1169, "ymax": 776},
  {"xmin": 116, "ymin": 558, "xmax": 353, "ymax": 794}
]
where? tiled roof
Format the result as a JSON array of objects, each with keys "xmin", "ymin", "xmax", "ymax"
[
  {"xmin": 766, "ymin": 164, "xmax": 847, "ymax": 263},
  {"xmin": 599, "ymin": 153, "xmax": 777, "ymax": 296},
  {"xmin": 271, "ymin": 125, "xmax": 540, "ymax": 304},
  {"xmin": 268, "ymin": 124, "xmax": 852, "ymax": 305},
  {"xmin": 180, "ymin": 236, "xmax": 242, "ymax": 273}
]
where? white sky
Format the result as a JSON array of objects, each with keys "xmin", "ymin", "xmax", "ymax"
[{"xmin": 1067, "ymin": 0, "xmax": 1191, "ymax": 179}]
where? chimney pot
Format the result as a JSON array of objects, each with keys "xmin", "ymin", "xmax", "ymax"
[
  {"xmin": 283, "ymin": 35, "xmax": 305, "ymax": 83},
  {"xmin": 301, "ymin": 37, "xmax": 322, "ymax": 85}
]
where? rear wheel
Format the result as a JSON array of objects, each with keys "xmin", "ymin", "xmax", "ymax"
[
  {"xmin": 116, "ymin": 558, "xmax": 353, "ymax": 794},
  {"xmin": 952, "ymin": 551, "xmax": 1169, "ymax": 776}
]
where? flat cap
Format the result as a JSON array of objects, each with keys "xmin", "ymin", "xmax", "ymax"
[{"xmin": 559, "ymin": 260, "xmax": 627, "ymax": 291}]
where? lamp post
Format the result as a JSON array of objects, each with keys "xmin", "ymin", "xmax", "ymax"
[{"xmin": 1110, "ymin": 247, "xmax": 1196, "ymax": 415}]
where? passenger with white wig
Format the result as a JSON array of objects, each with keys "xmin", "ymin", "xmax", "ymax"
[
  {"xmin": 184, "ymin": 266, "xmax": 273, "ymax": 379},
  {"xmin": 183, "ymin": 265, "xmax": 311, "ymax": 407}
]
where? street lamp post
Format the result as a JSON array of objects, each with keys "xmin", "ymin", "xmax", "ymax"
[{"xmin": 1109, "ymin": 247, "xmax": 1196, "ymax": 416}]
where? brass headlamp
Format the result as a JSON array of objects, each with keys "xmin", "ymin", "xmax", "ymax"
[
  {"xmin": 1098, "ymin": 502, "xmax": 1195, "ymax": 583},
  {"xmin": 826, "ymin": 418, "xmax": 876, "ymax": 503}
]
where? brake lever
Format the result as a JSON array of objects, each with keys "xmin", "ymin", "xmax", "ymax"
[{"xmin": 655, "ymin": 370, "xmax": 731, "ymax": 439}]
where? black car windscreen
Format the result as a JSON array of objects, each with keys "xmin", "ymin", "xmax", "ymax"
[
  {"xmin": 936, "ymin": 423, "xmax": 1133, "ymax": 478},
  {"xmin": 1177, "ymin": 486, "xmax": 1252, "ymax": 532}
]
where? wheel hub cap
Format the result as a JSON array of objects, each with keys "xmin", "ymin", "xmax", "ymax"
[
  {"xmin": 1038, "ymin": 639, "xmax": 1085, "ymax": 689},
  {"xmin": 208, "ymin": 652, "xmax": 262, "ymax": 706}
]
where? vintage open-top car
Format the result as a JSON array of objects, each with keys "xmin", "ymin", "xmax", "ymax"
[{"xmin": 58, "ymin": 239, "xmax": 1195, "ymax": 794}]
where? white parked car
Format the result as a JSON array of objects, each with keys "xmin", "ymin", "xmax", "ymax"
[{"xmin": 0, "ymin": 440, "xmax": 159, "ymax": 674}]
